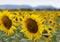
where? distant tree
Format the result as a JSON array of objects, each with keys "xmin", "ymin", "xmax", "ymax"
[{"xmin": 21, "ymin": 9, "xmax": 33, "ymax": 11}]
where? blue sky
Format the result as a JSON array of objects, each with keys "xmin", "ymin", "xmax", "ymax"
[{"xmin": 0, "ymin": 0, "xmax": 60, "ymax": 8}]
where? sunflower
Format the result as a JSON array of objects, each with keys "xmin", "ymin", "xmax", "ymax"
[
  {"xmin": 42, "ymin": 24, "xmax": 58, "ymax": 42},
  {"xmin": 43, "ymin": 25, "xmax": 58, "ymax": 35},
  {"xmin": 48, "ymin": 19, "xmax": 55, "ymax": 25},
  {"xmin": 56, "ymin": 12, "xmax": 60, "ymax": 18},
  {"xmin": 0, "ymin": 10, "xmax": 19, "ymax": 35},
  {"xmin": 43, "ymin": 34, "xmax": 52, "ymax": 42},
  {"xmin": 46, "ymin": 12, "xmax": 56, "ymax": 19},
  {"xmin": 42, "ymin": 26, "xmax": 51, "ymax": 35},
  {"xmin": 40, "ymin": 18, "xmax": 46, "ymax": 25},
  {"xmin": 20, "ymin": 14, "xmax": 43, "ymax": 40},
  {"xmin": 42, "ymin": 26, "xmax": 53, "ymax": 42},
  {"xmin": 10, "ymin": 11, "xmax": 21, "ymax": 26},
  {"xmin": 48, "ymin": 18, "xmax": 58, "ymax": 30}
]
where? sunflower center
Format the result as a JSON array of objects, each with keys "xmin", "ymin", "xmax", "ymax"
[
  {"xmin": 25, "ymin": 18, "xmax": 38, "ymax": 33},
  {"xmin": 42, "ymin": 30, "xmax": 47, "ymax": 34},
  {"xmin": 2, "ymin": 16, "xmax": 12, "ymax": 29},
  {"xmin": 49, "ymin": 21, "xmax": 52, "ymax": 24},
  {"xmin": 44, "ymin": 35, "xmax": 49, "ymax": 38}
]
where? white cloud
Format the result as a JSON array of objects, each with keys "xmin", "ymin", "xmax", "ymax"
[{"xmin": 0, "ymin": 0, "xmax": 60, "ymax": 8}]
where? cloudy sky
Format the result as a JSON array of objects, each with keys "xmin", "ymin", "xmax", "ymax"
[{"xmin": 0, "ymin": 0, "xmax": 60, "ymax": 8}]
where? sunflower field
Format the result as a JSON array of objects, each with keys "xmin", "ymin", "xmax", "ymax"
[{"xmin": 0, "ymin": 9, "xmax": 60, "ymax": 42}]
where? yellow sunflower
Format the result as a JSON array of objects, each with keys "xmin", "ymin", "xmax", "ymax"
[
  {"xmin": 48, "ymin": 19, "xmax": 55, "ymax": 25},
  {"xmin": 42, "ymin": 25, "xmax": 58, "ymax": 42},
  {"xmin": 20, "ymin": 14, "xmax": 43, "ymax": 40},
  {"xmin": 48, "ymin": 18, "xmax": 58, "ymax": 30},
  {"xmin": 56, "ymin": 12, "xmax": 60, "ymax": 18},
  {"xmin": 43, "ymin": 25, "xmax": 58, "ymax": 35},
  {"xmin": 42, "ymin": 26, "xmax": 51, "ymax": 35},
  {"xmin": 42, "ymin": 26, "xmax": 53, "ymax": 42},
  {"xmin": 56, "ymin": 12, "xmax": 60, "ymax": 26},
  {"xmin": 43, "ymin": 34, "xmax": 52, "ymax": 42},
  {"xmin": 10, "ymin": 11, "xmax": 21, "ymax": 26},
  {"xmin": 0, "ymin": 10, "xmax": 19, "ymax": 35},
  {"xmin": 45, "ymin": 26, "xmax": 56, "ymax": 35},
  {"xmin": 46, "ymin": 12, "xmax": 56, "ymax": 19}
]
